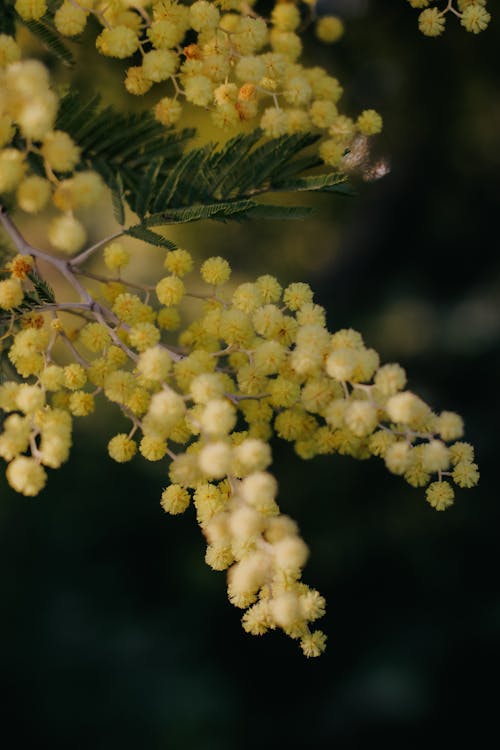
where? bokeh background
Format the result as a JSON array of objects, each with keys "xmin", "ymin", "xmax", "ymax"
[{"xmin": 1, "ymin": 1, "xmax": 499, "ymax": 746}]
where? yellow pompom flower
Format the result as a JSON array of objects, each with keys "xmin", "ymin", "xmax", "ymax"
[
  {"xmin": 190, "ymin": 373, "xmax": 226, "ymax": 404},
  {"xmin": 156, "ymin": 275, "xmax": 185, "ymax": 306},
  {"xmin": 199, "ymin": 399, "xmax": 237, "ymax": 437},
  {"xmin": 418, "ymin": 8, "xmax": 446, "ymax": 36},
  {"xmin": 126, "ymin": 388, "xmax": 151, "ymax": 417},
  {"xmin": 300, "ymin": 630, "xmax": 327, "ymax": 658},
  {"xmin": 318, "ymin": 139, "xmax": 345, "ymax": 167},
  {"xmin": 200, "ymin": 256, "xmax": 231, "ymax": 285},
  {"xmin": 190, "ymin": 0, "xmax": 220, "ymax": 30},
  {"xmin": 260, "ymin": 107, "xmax": 289, "ymax": 138},
  {"xmin": 112, "ymin": 293, "xmax": 144, "ymax": 324},
  {"xmin": 54, "ymin": 1, "xmax": 88, "ymax": 36},
  {"xmin": 40, "ymin": 364, "xmax": 64, "ymax": 391},
  {"xmin": 316, "ymin": 16, "xmax": 344, "ymax": 43},
  {"xmin": 41, "ymin": 131, "xmax": 80, "ymax": 173},
  {"xmin": 283, "ymin": 282, "xmax": 313, "ymax": 311},
  {"xmin": 449, "ymin": 442, "xmax": 474, "ymax": 465},
  {"xmin": 161, "ymin": 484, "xmax": 191, "ymax": 514},
  {"xmin": 104, "ymin": 370, "xmax": 136, "ymax": 404},
  {"xmin": 0, "ymin": 35, "xmax": 21, "ymax": 67},
  {"xmin": 154, "ymin": 97, "xmax": 183, "ymax": 126},
  {"xmin": 357, "ymin": 109, "xmax": 383, "ymax": 135},
  {"xmin": 79, "ymin": 322, "xmax": 111, "ymax": 353},
  {"xmin": 235, "ymin": 55, "xmax": 266, "ymax": 83},
  {"xmin": 48, "ymin": 215, "xmax": 86, "ymax": 254},
  {"xmin": 125, "ymin": 67, "xmax": 153, "ymax": 96},
  {"xmin": 184, "ymin": 75, "xmax": 215, "ymax": 107},
  {"xmin": 15, "ymin": 0, "xmax": 47, "ymax": 21},
  {"xmin": 139, "ymin": 436, "xmax": 167, "ymax": 461},
  {"xmin": 421, "ymin": 440, "xmax": 450, "ymax": 473},
  {"xmin": 325, "ymin": 348, "xmax": 357, "ymax": 381},
  {"xmin": 452, "ymin": 461, "xmax": 480, "ymax": 488},
  {"xmin": 0, "ymin": 149, "xmax": 26, "ymax": 193},
  {"xmin": 256, "ymin": 275, "xmax": 282, "ymax": 304},
  {"xmin": 6, "ymin": 456, "xmax": 47, "ymax": 496},
  {"xmin": 163, "ymin": 248, "xmax": 193, "ymax": 277},
  {"xmin": 233, "ymin": 438, "xmax": 272, "ymax": 475},
  {"xmin": 68, "ymin": 391, "xmax": 95, "ymax": 417},
  {"xmin": 437, "ymin": 411, "xmax": 464, "ymax": 441},
  {"xmin": 219, "ymin": 308, "xmax": 253, "ymax": 347},
  {"xmin": 310, "ymin": 100, "xmax": 338, "ymax": 129},
  {"xmin": 96, "ymin": 26, "xmax": 140, "ymax": 58},
  {"xmin": 128, "ymin": 322, "xmax": 161, "ymax": 352},
  {"xmin": 461, "ymin": 4, "xmax": 491, "ymax": 33},
  {"xmin": 0, "ymin": 278, "xmax": 24, "ymax": 310},
  {"xmin": 384, "ymin": 441, "xmax": 411, "ymax": 475},
  {"xmin": 147, "ymin": 13, "xmax": 188, "ymax": 49},
  {"xmin": 344, "ymin": 401, "xmax": 378, "ymax": 437},
  {"xmin": 374, "ymin": 363, "xmax": 407, "ymax": 396},
  {"xmin": 17, "ymin": 176, "xmax": 51, "ymax": 213},
  {"xmin": 137, "ymin": 346, "xmax": 172, "ymax": 382},
  {"xmin": 16, "ymin": 383, "xmax": 45, "ymax": 414},
  {"xmin": 103, "ymin": 242, "xmax": 129, "ymax": 271},
  {"xmin": 142, "ymin": 49, "xmax": 178, "ymax": 82},
  {"xmin": 385, "ymin": 391, "xmax": 429, "ymax": 426},
  {"xmin": 271, "ymin": 3, "xmax": 301, "ymax": 31},
  {"xmin": 108, "ymin": 433, "xmax": 137, "ymax": 463},
  {"xmin": 426, "ymin": 481, "xmax": 454, "ymax": 511},
  {"xmin": 157, "ymin": 307, "xmax": 181, "ymax": 330},
  {"xmin": 63, "ymin": 363, "xmax": 87, "ymax": 391},
  {"xmin": 8, "ymin": 254, "xmax": 33, "ymax": 280},
  {"xmin": 269, "ymin": 30, "xmax": 302, "ymax": 61}
]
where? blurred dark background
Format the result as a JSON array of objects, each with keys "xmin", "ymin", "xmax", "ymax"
[{"xmin": 1, "ymin": 1, "xmax": 499, "ymax": 746}]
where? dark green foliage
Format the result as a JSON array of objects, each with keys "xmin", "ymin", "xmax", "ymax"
[
  {"xmin": 55, "ymin": 92, "xmax": 195, "ymax": 193},
  {"xmin": 142, "ymin": 199, "xmax": 260, "ymax": 226},
  {"xmin": 26, "ymin": 270, "xmax": 55, "ymax": 305},
  {"xmin": 55, "ymin": 93, "xmax": 350, "ymax": 247},
  {"xmin": 123, "ymin": 225, "xmax": 177, "ymax": 250},
  {"xmin": 126, "ymin": 130, "xmax": 349, "ymax": 227},
  {"xmin": 110, "ymin": 173, "xmax": 126, "ymax": 227},
  {"xmin": 271, "ymin": 172, "xmax": 355, "ymax": 195},
  {"xmin": 0, "ymin": 0, "xmax": 16, "ymax": 36},
  {"xmin": 0, "ymin": 269, "xmax": 55, "ymax": 338},
  {"xmin": 19, "ymin": 19, "xmax": 75, "ymax": 67}
]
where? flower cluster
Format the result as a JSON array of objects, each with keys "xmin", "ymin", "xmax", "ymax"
[
  {"xmin": 0, "ymin": 2, "xmax": 482, "ymax": 657},
  {"xmin": 12, "ymin": 0, "xmax": 382, "ymax": 167},
  {"xmin": 407, "ymin": 1, "xmax": 491, "ymax": 36},
  {"xmin": 0, "ymin": 224, "xmax": 479, "ymax": 654},
  {"xmin": 0, "ymin": 48, "xmax": 105, "ymax": 254}
]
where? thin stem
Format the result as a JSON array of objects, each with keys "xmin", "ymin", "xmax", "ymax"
[
  {"xmin": 59, "ymin": 332, "xmax": 90, "ymax": 367},
  {"xmin": 0, "ymin": 204, "xmax": 92, "ymax": 303},
  {"xmin": 71, "ymin": 231, "xmax": 124, "ymax": 266},
  {"xmin": 73, "ymin": 267, "xmax": 154, "ymax": 292}
]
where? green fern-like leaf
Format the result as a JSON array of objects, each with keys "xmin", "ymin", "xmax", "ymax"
[
  {"xmin": 55, "ymin": 94, "xmax": 352, "ymax": 250},
  {"xmin": 134, "ymin": 159, "xmax": 166, "ymax": 220},
  {"xmin": 132, "ymin": 131, "xmax": 349, "ymax": 221},
  {"xmin": 144, "ymin": 200, "xmax": 257, "ymax": 225},
  {"xmin": 227, "ymin": 132, "xmax": 319, "ymax": 197},
  {"xmin": 271, "ymin": 172, "xmax": 350, "ymax": 194},
  {"xmin": 124, "ymin": 225, "xmax": 177, "ymax": 250},
  {"xmin": 56, "ymin": 92, "xmax": 195, "ymax": 194},
  {"xmin": 149, "ymin": 146, "xmax": 213, "ymax": 214},
  {"xmin": 242, "ymin": 205, "xmax": 314, "ymax": 220},
  {"xmin": 110, "ymin": 172, "xmax": 126, "ymax": 226},
  {"xmin": 27, "ymin": 270, "xmax": 55, "ymax": 304},
  {"xmin": 20, "ymin": 18, "xmax": 75, "ymax": 67}
]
